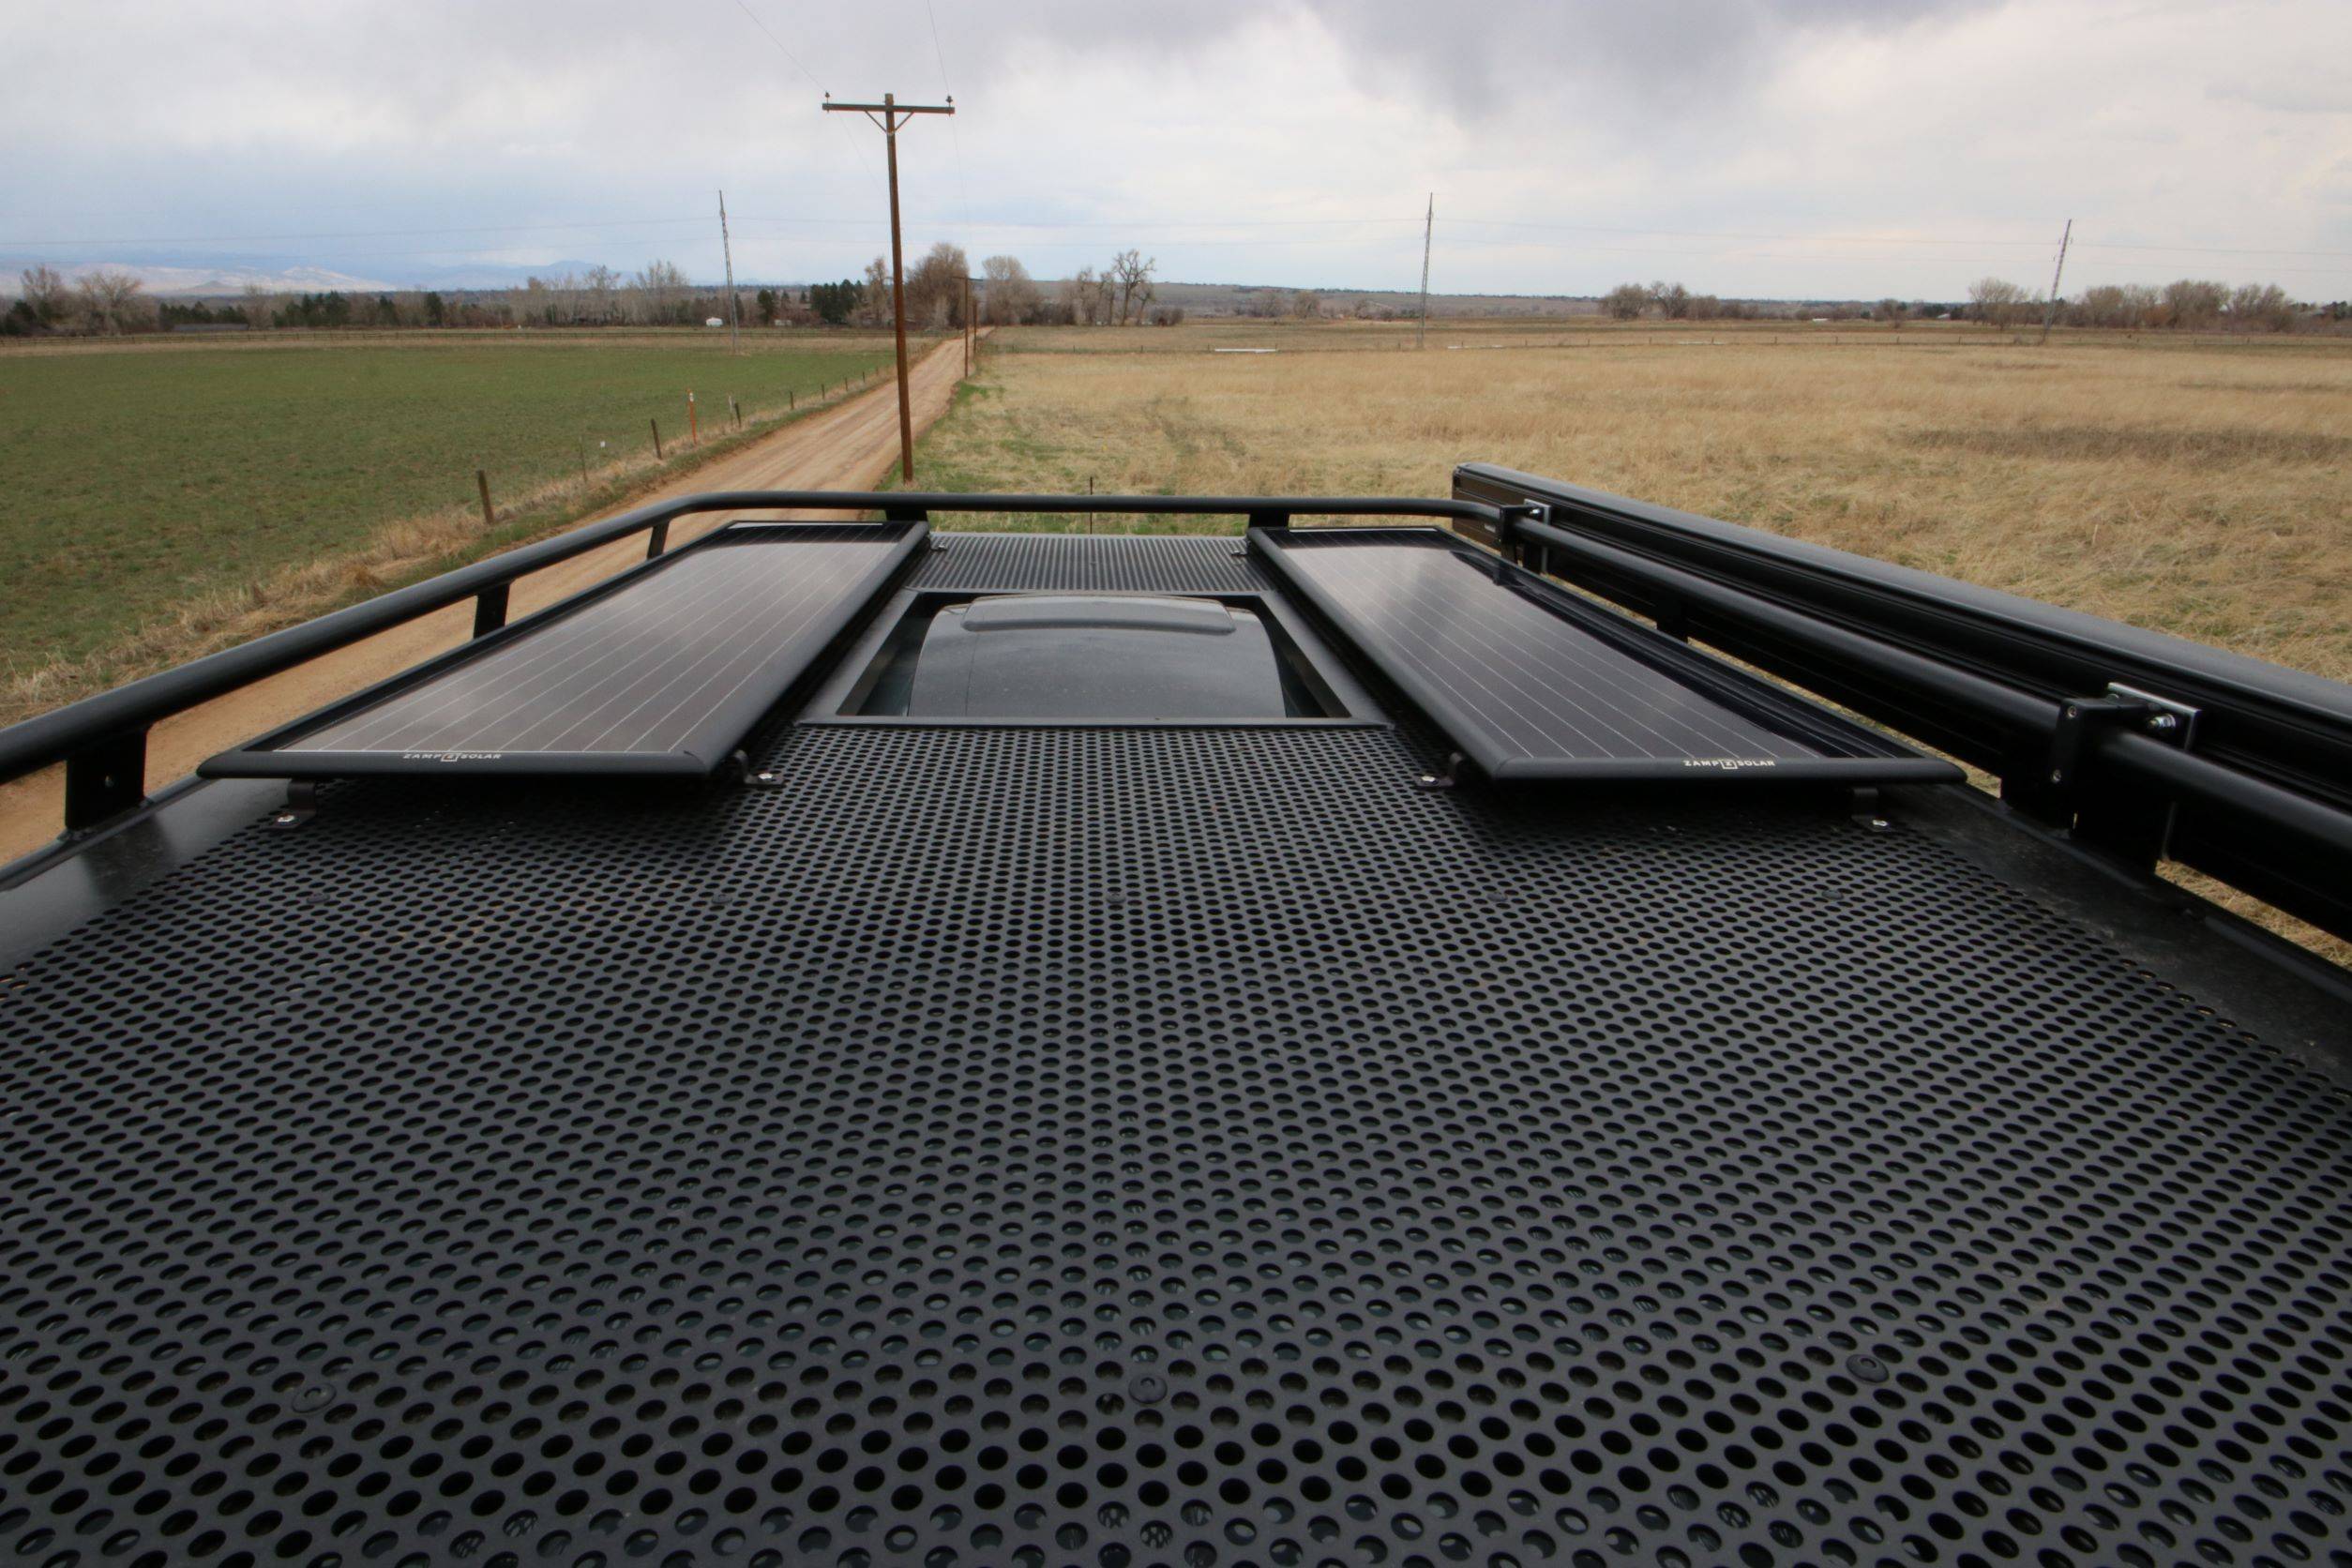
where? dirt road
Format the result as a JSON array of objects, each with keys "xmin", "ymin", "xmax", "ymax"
[{"xmin": 0, "ymin": 334, "xmax": 972, "ymax": 863}]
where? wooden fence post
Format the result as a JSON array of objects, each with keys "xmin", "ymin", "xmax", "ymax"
[
  {"xmin": 651, "ymin": 419, "xmax": 663, "ymax": 460},
  {"xmin": 476, "ymin": 470, "xmax": 494, "ymax": 528}
]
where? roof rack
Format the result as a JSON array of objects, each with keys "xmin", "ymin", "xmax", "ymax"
[{"xmin": 4, "ymin": 481, "xmax": 2350, "ymax": 944}]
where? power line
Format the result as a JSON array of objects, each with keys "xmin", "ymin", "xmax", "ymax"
[
  {"xmin": 28, "ymin": 230, "xmax": 2342, "ymax": 283},
  {"xmin": 2077, "ymin": 239, "xmax": 2352, "ymax": 259},
  {"xmin": 1442, "ymin": 217, "xmax": 2352, "ymax": 259},
  {"xmin": 727, "ymin": 0, "xmax": 823, "ymax": 91},
  {"xmin": 15, "ymin": 206, "xmax": 2344, "ymax": 262},
  {"xmin": 729, "ymin": 0, "xmax": 882, "ymax": 194},
  {"xmin": 922, "ymin": 0, "xmax": 973, "ymax": 232},
  {"xmin": 0, "ymin": 217, "xmax": 712, "ymax": 248},
  {"xmin": 10, "ymin": 214, "xmax": 2344, "ymax": 288}
]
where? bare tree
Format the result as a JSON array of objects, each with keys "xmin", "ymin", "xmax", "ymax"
[
  {"xmin": 2158, "ymin": 279, "xmax": 2226, "ymax": 330},
  {"xmin": 581, "ymin": 264, "xmax": 620, "ymax": 324},
  {"xmin": 1967, "ymin": 277, "xmax": 2030, "ymax": 328},
  {"xmin": 1601, "ymin": 282, "xmax": 1649, "ymax": 320},
  {"xmin": 1876, "ymin": 298, "xmax": 1907, "ymax": 329},
  {"xmin": 1064, "ymin": 266, "xmax": 1108, "ymax": 326},
  {"xmin": 632, "ymin": 259, "xmax": 688, "ymax": 324},
  {"xmin": 74, "ymin": 269, "xmax": 152, "ymax": 335},
  {"xmin": 1289, "ymin": 290, "xmax": 1322, "ymax": 320},
  {"xmin": 237, "ymin": 283, "xmax": 273, "ymax": 330},
  {"xmin": 2102, "ymin": 283, "xmax": 2159, "ymax": 329},
  {"xmin": 979, "ymin": 255, "xmax": 1040, "ymax": 325},
  {"xmin": 859, "ymin": 258, "xmax": 892, "ymax": 327},
  {"xmin": 2073, "ymin": 284, "xmax": 2139, "ymax": 330},
  {"xmin": 906, "ymin": 242, "xmax": 971, "ymax": 328},
  {"xmin": 1108, "ymin": 249, "xmax": 1155, "ymax": 325},
  {"xmin": 19, "ymin": 264, "xmax": 71, "ymax": 327},
  {"xmin": 2227, "ymin": 282, "xmax": 2295, "ymax": 333},
  {"xmin": 1652, "ymin": 281, "xmax": 1691, "ymax": 319}
]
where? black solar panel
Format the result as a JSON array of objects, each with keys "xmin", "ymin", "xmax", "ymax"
[
  {"xmin": 1254, "ymin": 527, "xmax": 1957, "ymax": 783},
  {"xmin": 204, "ymin": 522, "xmax": 924, "ymax": 777}
]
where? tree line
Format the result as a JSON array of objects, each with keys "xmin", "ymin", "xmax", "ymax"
[
  {"xmin": 31, "ymin": 255, "xmax": 2321, "ymax": 338},
  {"xmin": 1595, "ymin": 275, "xmax": 2339, "ymax": 331},
  {"xmin": 805, "ymin": 245, "xmax": 1172, "ymax": 328},
  {"xmin": 3, "ymin": 246, "xmax": 1178, "ymax": 337},
  {"xmin": 5, "ymin": 266, "xmax": 156, "ymax": 335},
  {"xmin": 966, "ymin": 248, "xmax": 1172, "ymax": 326},
  {"xmin": 1599, "ymin": 281, "xmax": 1773, "ymax": 322},
  {"xmin": 1965, "ymin": 276, "xmax": 2313, "ymax": 332}
]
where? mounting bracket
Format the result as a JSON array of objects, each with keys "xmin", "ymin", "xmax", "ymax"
[
  {"xmin": 1414, "ymin": 752, "xmax": 1469, "ymax": 791},
  {"xmin": 1849, "ymin": 786, "xmax": 1893, "ymax": 831},
  {"xmin": 2046, "ymin": 695, "xmax": 2152, "ymax": 802},
  {"xmin": 2046, "ymin": 684, "xmax": 2199, "ymax": 863},
  {"xmin": 268, "ymin": 780, "xmax": 320, "ymax": 831},
  {"xmin": 731, "ymin": 750, "xmax": 787, "ymax": 791}
]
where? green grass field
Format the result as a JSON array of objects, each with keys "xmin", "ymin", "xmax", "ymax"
[{"xmin": 0, "ymin": 332, "xmax": 894, "ymax": 671}]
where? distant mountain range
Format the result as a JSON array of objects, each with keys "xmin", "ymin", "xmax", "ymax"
[
  {"xmin": 3, "ymin": 254, "xmax": 1874, "ymax": 315},
  {"xmin": 2, "ymin": 256, "xmax": 1610, "ymax": 313},
  {"xmin": 0, "ymin": 255, "xmax": 615, "ymax": 295}
]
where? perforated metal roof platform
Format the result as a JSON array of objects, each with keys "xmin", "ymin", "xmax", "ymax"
[{"xmin": 3, "ymin": 534, "xmax": 2350, "ymax": 1568}]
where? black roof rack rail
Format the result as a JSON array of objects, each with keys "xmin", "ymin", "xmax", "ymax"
[{"xmin": 1455, "ymin": 461, "xmax": 2352, "ymax": 941}]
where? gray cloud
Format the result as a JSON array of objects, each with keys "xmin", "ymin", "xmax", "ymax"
[
  {"xmin": 1, "ymin": 0, "xmax": 2344, "ymax": 298},
  {"xmin": 1294, "ymin": 0, "xmax": 2004, "ymax": 119}
]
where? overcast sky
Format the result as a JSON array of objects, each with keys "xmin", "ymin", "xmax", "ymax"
[{"xmin": 4, "ymin": 0, "xmax": 2347, "ymax": 298}]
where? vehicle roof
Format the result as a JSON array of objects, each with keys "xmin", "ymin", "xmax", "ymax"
[{"xmin": 1, "ymin": 533, "xmax": 2348, "ymax": 1568}]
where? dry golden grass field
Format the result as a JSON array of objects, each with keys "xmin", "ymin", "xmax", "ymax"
[
  {"xmin": 914, "ymin": 321, "xmax": 2352, "ymax": 957},
  {"xmin": 927, "ymin": 322, "xmax": 2352, "ymax": 684}
]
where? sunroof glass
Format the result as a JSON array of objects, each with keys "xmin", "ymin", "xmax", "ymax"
[{"xmin": 848, "ymin": 594, "xmax": 1341, "ymax": 719}]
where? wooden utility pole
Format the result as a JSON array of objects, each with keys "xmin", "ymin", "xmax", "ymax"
[
  {"xmin": 1417, "ymin": 193, "xmax": 1433, "ymax": 350},
  {"xmin": 718, "ymin": 190, "xmax": 740, "ymax": 354},
  {"xmin": 2038, "ymin": 218, "xmax": 2073, "ymax": 346},
  {"xmin": 824, "ymin": 91, "xmax": 955, "ymax": 481},
  {"xmin": 963, "ymin": 276, "xmax": 973, "ymax": 375}
]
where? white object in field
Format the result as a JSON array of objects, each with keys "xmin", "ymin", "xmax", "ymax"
[
  {"xmin": 705, "ymin": 317, "xmax": 725, "ymax": 327},
  {"xmin": 1212, "ymin": 348, "xmax": 1278, "ymax": 354}
]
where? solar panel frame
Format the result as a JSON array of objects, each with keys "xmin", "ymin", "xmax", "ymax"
[
  {"xmin": 1251, "ymin": 526, "xmax": 1960, "ymax": 785},
  {"xmin": 202, "ymin": 521, "xmax": 927, "ymax": 779}
]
